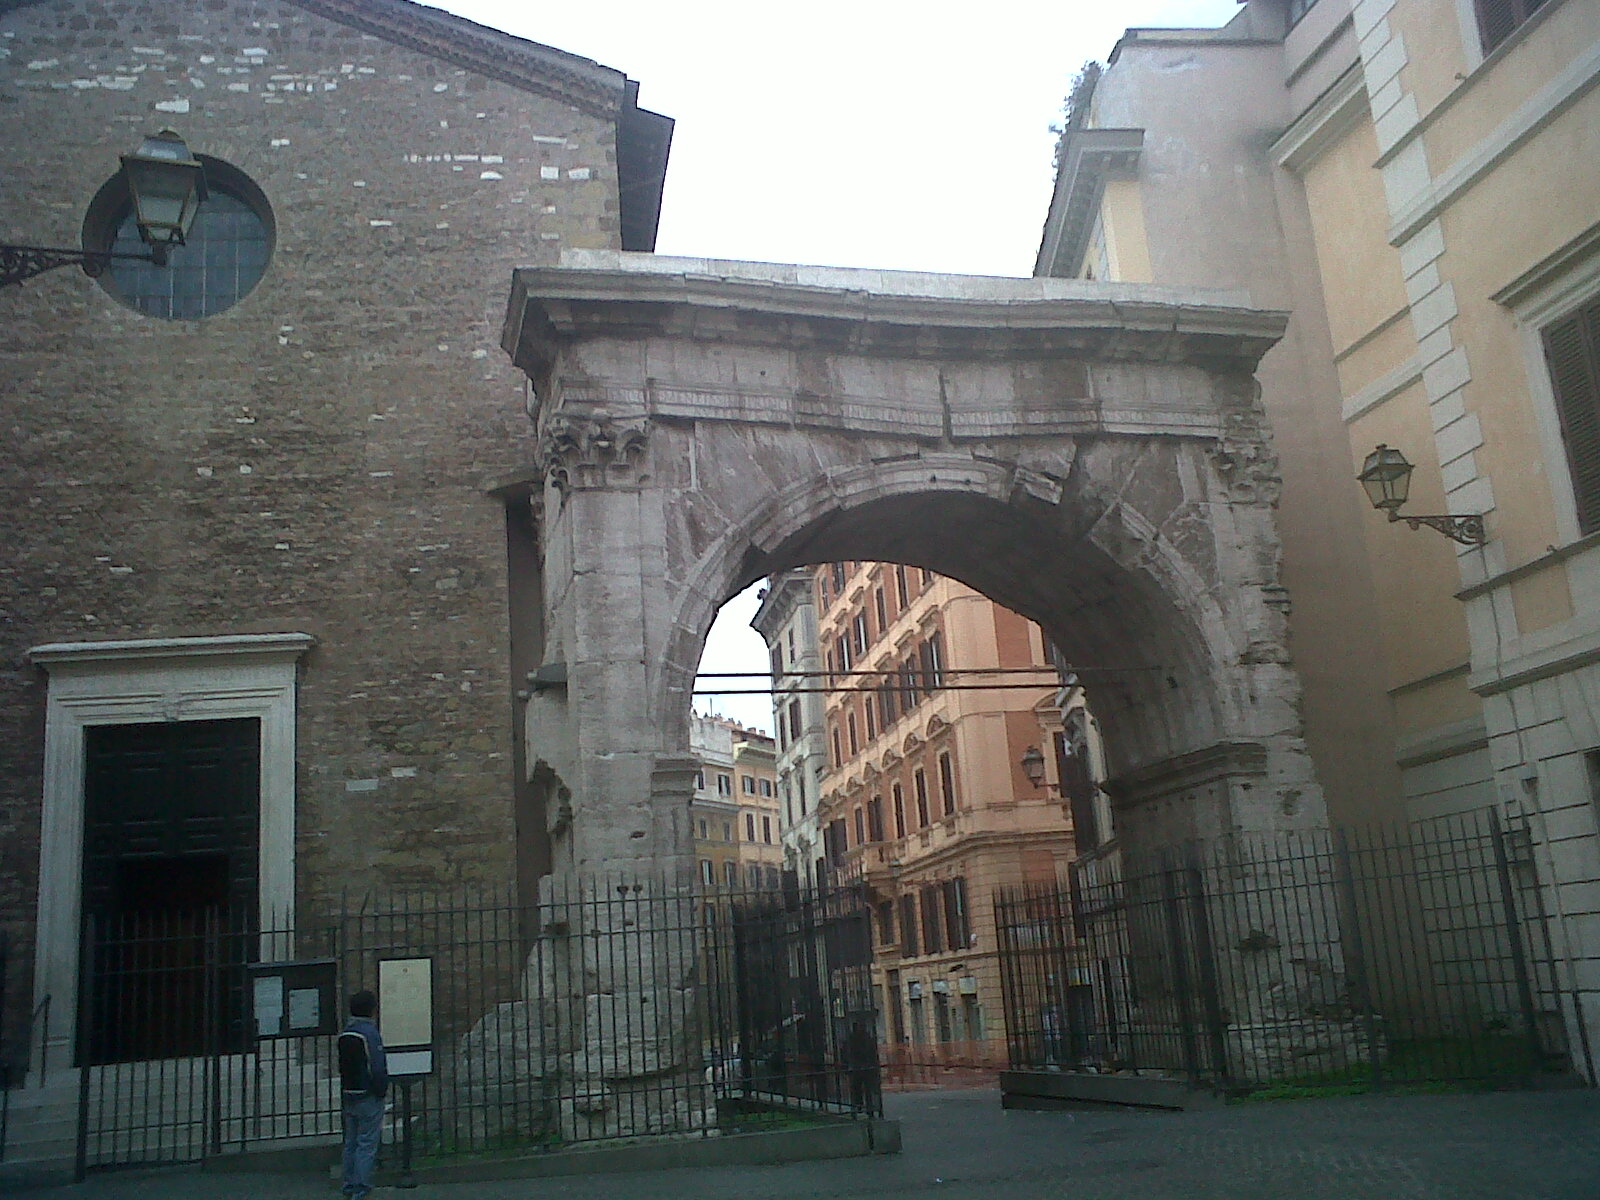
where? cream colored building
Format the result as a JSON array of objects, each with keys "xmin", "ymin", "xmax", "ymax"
[
  {"xmin": 1043, "ymin": 0, "xmax": 1600, "ymax": 1077},
  {"xmin": 808, "ymin": 562, "xmax": 1078, "ymax": 1068},
  {"xmin": 751, "ymin": 570, "xmax": 830, "ymax": 885},
  {"xmin": 688, "ymin": 713, "xmax": 781, "ymax": 890}
]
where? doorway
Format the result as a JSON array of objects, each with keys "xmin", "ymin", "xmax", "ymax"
[{"xmin": 81, "ymin": 718, "xmax": 260, "ymax": 1063}]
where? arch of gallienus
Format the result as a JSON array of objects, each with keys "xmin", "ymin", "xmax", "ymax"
[{"xmin": 499, "ymin": 251, "xmax": 1324, "ymax": 877}]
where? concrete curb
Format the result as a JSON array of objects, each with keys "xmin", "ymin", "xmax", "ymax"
[
  {"xmin": 999, "ymin": 1069, "xmax": 1219, "ymax": 1111},
  {"xmin": 204, "ymin": 1117, "xmax": 902, "ymax": 1183}
]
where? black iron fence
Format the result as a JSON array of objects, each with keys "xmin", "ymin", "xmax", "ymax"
[
  {"xmin": 997, "ymin": 810, "xmax": 1571, "ymax": 1093},
  {"xmin": 1, "ymin": 932, "xmax": 10, "ymax": 1162},
  {"xmin": 75, "ymin": 878, "xmax": 877, "ymax": 1173}
]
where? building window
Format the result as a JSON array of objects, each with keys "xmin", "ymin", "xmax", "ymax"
[
  {"xmin": 853, "ymin": 611, "xmax": 870, "ymax": 655},
  {"xmin": 695, "ymin": 770, "xmax": 705, "ymax": 790},
  {"xmin": 922, "ymin": 631, "xmax": 945, "ymax": 689},
  {"xmin": 831, "ymin": 726, "xmax": 842, "ymax": 768},
  {"xmin": 786, "ymin": 627, "xmax": 796, "ymax": 664},
  {"xmin": 762, "ymin": 815, "xmax": 773, "ymax": 842},
  {"xmin": 724, "ymin": 860, "xmax": 738, "ymax": 887},
  {"xmin": 895, "ymin": 564, "xmax": 909, "ymax": 607},
  {"xmin": 847, "ymin": 711, "xmax": 859, "ymax": 756},
  {"xmin": 717, "ymin": 773, "xmax": 732, "ymax": 796},
  {"xmin": 868, "ymin": 795, "xmax": 885, "ymax": 842},
  {"xmin": 722, "ymin": 821, "xmax": 732, "ymax": 842},
  {"xmin": 788, "ymin": 699, "xmax": 802, "ymax": 741},
  {"xmin": 874, "ymin": 587, "xmax": 888, "ymax": 631},
  {"xmin": 899, "ymin": 894, "xmax": 920, "ymax": 956},
  {"xmin": 746, "ymin": 812, "xmax": 757, "ymax": 841},
  {"xmin": 94, "ymin": 155, "xmax": 275, "ymax": 320},
  {"xmin": 1287, "ymin": 0, "xmax": 1319, "ymax": 25},
  {"xmin": 865, "ymin": 700, "xmax": 877, "ymax": 742},
  {"xmin": 921, "ymin": 885, "xmax": 945, "ymax": 954},
  {"xmin": 854, "ymin": 806, "xmax": 866, "ymax": 846},
  {"xmin": 697, "ymin": 818, "xmax": 709, "ymax": 839},
  {"xmin": 943, "ymin": 878, "xmax": 969, "ymax": 948},
  {"xmin": 1475, "ymin": 0, "xmax": 1549, "ymax": 55},
  {"xmin": 1543, "ymin": 295, "xmax": 1600, "ymax": 534},
  {"xmin": 878, "ymin": 674, "xmax": 898, "ymax": 729},
  {"xmin": 939, "ymin": 751, "xmax": 957, "ymax": 816},
  {"xmin": 914, "ymin": 769, "xmax": 930, "ymax": 827},
  {"xmin": 796, "ymin": 772, "xmax": 807, "ymax": 816},
  {"xmin": 742, "ymin": 774, "xmax": 756, "ymax": 794},
  {"xmin": 1059, "ymin": 727, "xmax": 1101, "ymax": 851},
  {"xmin": 876, "ymin": 901, "xmax": 896, "ymax": 946},
  {"xmin": 900, "ymin": 658, "xmax": 919, "ymax": 709},
  {"xmin": 893, "ymin": 783, "xmax": 907, "ymax": 838},
  {"xmin": 831, "ymin": 561, "xmax": 848, "ymax": 593},
  {"xmin": 700, "ymin": 859, "xmax": 714, "ymax": 885},
  {"xmin": 769, "ymin": 643, "xmax": 784, "ymax": 681},
  {"xmin": 759, "ymin": 778, "xmax": 773, "ymax": 797},
  {"xmin": 921, "ymin": 567, "xmax": 934, "ymax": 586}
]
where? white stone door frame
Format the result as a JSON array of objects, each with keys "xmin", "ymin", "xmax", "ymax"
[{"xmin": 26, "ymin": 634, "xmax": 313, "ymax": 1077}]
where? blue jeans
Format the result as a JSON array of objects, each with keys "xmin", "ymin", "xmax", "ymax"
[{"xmin": 342, "ymin": 1093, "xmax": 384, "ymax": 1198}]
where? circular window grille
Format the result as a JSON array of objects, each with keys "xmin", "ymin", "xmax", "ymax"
[{"xmin": 85, "ymin": 154, "xmax": 275, "ymax": 320}]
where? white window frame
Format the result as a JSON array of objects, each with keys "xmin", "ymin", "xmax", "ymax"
[{"xmin": 1500, "ymin": 236, "xmax": 1600, "ymax": 550}]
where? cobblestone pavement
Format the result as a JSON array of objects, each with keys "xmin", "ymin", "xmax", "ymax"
[{"xmin": 13, "ymin": 1086, "xmax": 1600, "ymax": 1200}]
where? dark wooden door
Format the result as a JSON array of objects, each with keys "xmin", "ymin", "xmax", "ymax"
[{"xmin": 82, "ymin": 719, "xmax": 260, "ymax": 1063}]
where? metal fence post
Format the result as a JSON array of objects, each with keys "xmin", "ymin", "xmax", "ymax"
[
  {"xmin": 73, "ymin": 914, "xmax": 94, "ymax": 1182},
  {"xmin": 1183, "ymin": 857, "xmax": 1230, "ymax": 1088},
  {"xmin": 205, "ymin": 911, "xmax": 223, "ymax": 1158},
  {"xmin": 1159, "ymin": 859, "xmax": 1201, "ymax": 1085},
  {"xmin": 1489, "ymin": 816, "xmax": 1543, "ymax": 1079},
  {"xmin": 1333, "ymin": 828, "xmax": 1384, "ymax": 1090}
]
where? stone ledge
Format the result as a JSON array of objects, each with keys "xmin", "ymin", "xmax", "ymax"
[{"xmin": 999, "ymin": 1069, "xmax": 1220, "ymax": 1111}]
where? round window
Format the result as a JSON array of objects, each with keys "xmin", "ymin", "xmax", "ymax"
[{"xmin": 85, "ymin": 154, "xmax": 275, "ymax": 320}]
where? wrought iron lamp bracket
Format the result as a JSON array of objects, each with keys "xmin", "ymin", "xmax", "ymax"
[
  {"xmin": 1388, "ymin": 509, "xmax": 1486, "ymax": 546},
  {"xmin": 1, "ymin": 243, "xmax": 157, "ymax": 288}
]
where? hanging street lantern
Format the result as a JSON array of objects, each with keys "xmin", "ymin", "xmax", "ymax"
[
  {"xmin": 1357, "ymin": 444, "xmax": 1485, "ymax": 546},
  {"xmin": 119, "ymin": 130, "xmax": 208, "ymax": 265},
  {"xmin": 2, "ymin": 130, "xmax": 208, "ymax": 287}
]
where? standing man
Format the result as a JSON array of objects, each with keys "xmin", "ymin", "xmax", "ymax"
[{"xmin": 338, "ymin": 990, "xmax": 388, "ymax": 1200}]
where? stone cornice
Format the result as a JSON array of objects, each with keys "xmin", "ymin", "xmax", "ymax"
[
  {"xmin": 506, "ymin": 252, "xmax": 1287, "ymax": 376},
  {"xmin": 1034, "ymin": 127, "xmax": 1145, "ymax": 279},
  {"xmin": 30, "ymin": 633, "xmax": 316, "ymax": 668}
]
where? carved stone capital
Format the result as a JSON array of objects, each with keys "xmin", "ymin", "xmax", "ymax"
[
  {"xmin": 539, "ymin": 412, "xmax": 649, "ymax": 490},
  {"xmin": 1210, "ymin": 409, "xmax": 1282, "ymax": 506}
]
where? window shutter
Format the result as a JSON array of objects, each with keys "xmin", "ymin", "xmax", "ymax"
[
  {"xmin": 1542, "ymin": 300, "xmax": 1600, "ymax": 535},
  {"xmin": 1476, "ymin": 0, "xmax": 1548, "ymax": 54}
]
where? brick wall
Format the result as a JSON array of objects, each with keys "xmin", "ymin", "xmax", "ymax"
[{"xmin": 0, "ymin": 0, "xmax": 637, "ymax": 1064}]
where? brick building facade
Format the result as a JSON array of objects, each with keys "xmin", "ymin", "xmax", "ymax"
[{"xmin": 0, "ymin": 0, "xmax": 669, "ymax": 1082}]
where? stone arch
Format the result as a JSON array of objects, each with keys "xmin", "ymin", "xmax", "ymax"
[
  {"xmin": 656, "ymin": 455, "xmax": 1235, "ymax": 788},
  {"xmin": 505, "ymin": 252, "xmax": 1320, "ymax": 874}
]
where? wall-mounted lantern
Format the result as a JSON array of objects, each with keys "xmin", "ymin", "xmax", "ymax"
[
  {"xmin": 1357, "ymin": 444, "xmax": 1486, "ymax": 546},
  {"xmin": 2, "ymin": 130, "xmax": 207, "ymax": 287},
  {"xmin": 1020, "ymin": 745, "xmax": 1050, "ymax": 790}
]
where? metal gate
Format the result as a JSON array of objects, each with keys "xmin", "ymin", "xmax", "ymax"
[
  {"xmin": 997, "ymin": 810, "xmax": 1571, "ymax": 1092},
  {"xmin": 75, "ymin": 879, "xmax": 880, "ymax": 1172}
]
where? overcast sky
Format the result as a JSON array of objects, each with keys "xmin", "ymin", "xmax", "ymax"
[{"xmin": 431, "ymin": 0, "xmax": 1242, "ymax": 730}]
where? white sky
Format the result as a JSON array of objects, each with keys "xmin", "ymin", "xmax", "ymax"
[{"xmin": 432, "ymin": 0, "xmax": 1242, "ymax": 730}]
